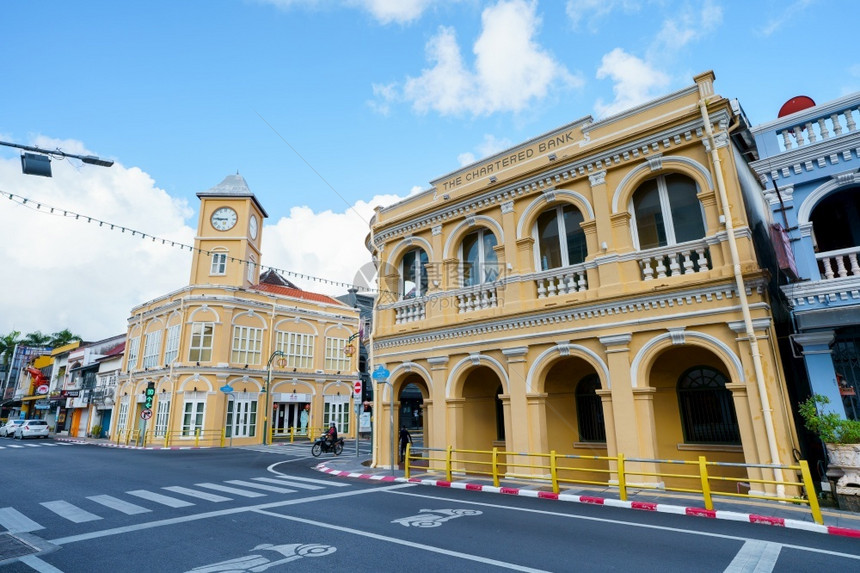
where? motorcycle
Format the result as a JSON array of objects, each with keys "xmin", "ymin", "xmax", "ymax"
[{"xmin": 311, "ymin": 433, "xmax": 344, "ymax": 456}]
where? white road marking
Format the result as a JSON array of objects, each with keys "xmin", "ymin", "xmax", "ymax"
[
  {"xmin": 254, "ymin": 508, "xmax": 549, "ymax": 573},
  {"xmin": 387, "ymin": 490, "xmax": 860, "ymax": 561},
  {"xmin": 126, "ymin": 490, "xmax": 195, "ymax": 508},
  {"xmin": 18, "ymin": 554, "xmax": 64, "ymax": 573},
  {"xmin": 163, "ymin": 486, "xmax": 232, "ymax": 502},
  {"xmin": 225, "ymin": 480, "xmax": 296, "ymax": 494},
  {"xmin": 253, "ymin": 477, "xmax": 323, "ymax": 490},
  {"xmin": 195, "ymin": 483, "xmax": 266, "ymax": 498},
  {"xmin": 40, "ymin": 500, "xmax": 102, "ymax": 523},
  {"xmin": 87, "ymin": 495, "xmax": 151, "ymax": 515},
  {"xmin": 41, "ymin": 443, "xmax": 59, "ymax": 447},
  {"xmin": 266, "ymin": 462, "xmax": 350, "ymax": 486},
  {"xmin": 0, "ymin": 507, "xmax": 44, "ymax": 533},
  {"xmin": 8, "ymin": 444, "xmax": 24, "ymax": 448},
  {"xmin": 724, "ymin": 540, "xmax": 782, "ymax": 573}
]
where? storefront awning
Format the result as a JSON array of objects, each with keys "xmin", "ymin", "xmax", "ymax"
[{"xmin": 20, "ymin": 395, "xmax": 48, "ymax": 402}]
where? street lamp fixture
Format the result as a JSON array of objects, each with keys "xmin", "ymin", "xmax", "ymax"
[
  {"xmin": 1, "ymin": 139, "xmax": 114, "ymax": 178},
  {"xmin": 264, "ymin": 350, "xmax": 288, "ymax": 445}
]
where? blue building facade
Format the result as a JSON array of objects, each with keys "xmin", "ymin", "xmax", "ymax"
[{"xmin": 750, "ymin": 93, "xmax": 860, "ymax": 419}]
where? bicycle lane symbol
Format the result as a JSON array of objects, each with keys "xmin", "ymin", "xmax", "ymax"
[{"xmin": 185, "ymin": 543, "xmax": 336, "ymax": 572}]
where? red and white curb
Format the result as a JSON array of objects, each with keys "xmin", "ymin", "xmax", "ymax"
[
  {"xmin": 54, "ymin": 437, "xmax": 210, "ymax": 450},
  {"xmin": 315, "ymin": 463, "xmax": 860, "ymax": 539}
]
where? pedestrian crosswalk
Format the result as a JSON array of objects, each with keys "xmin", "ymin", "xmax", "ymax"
[
  {"xmin": 0, "ymin": 441, "xmax": 80, "ymax": 450},
  {"xmin": 0, "ymin": 474, "xmax": 346, "ymax": 534}
]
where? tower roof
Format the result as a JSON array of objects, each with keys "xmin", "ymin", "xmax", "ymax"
[{"xmin": 196, "ymin": 173, "xmax": 268, "ymax": 217}]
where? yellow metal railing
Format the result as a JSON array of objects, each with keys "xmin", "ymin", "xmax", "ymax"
[{"xmin": 405, "ymin": 446, "xmax": 822, "ymax": 525}]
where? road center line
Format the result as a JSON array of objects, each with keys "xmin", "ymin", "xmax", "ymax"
[
  {"xmin": 252, "ymin": 508, "xmax": 550, "ymax": 573},
  {"xmin": 386, "ymin": 490, "xmax": 860, "ymax": 561}
]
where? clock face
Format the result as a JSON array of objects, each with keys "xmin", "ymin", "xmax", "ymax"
[
  {"xmin": 211, "ymin": 207, "xmax": 237, "ymax": 231},
  {"xmin": 249, "ymin": 214, "xmax": 258, "ymax": 240}
]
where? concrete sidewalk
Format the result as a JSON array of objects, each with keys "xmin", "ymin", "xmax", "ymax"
[{"xmin": 315, "ymin": 454, "xmax": 860, "ymax": 538}]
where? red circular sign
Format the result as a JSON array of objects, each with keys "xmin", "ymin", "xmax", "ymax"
[
  {"xmin": 36, "ymin": 384, "xmax": 49, "ymax": 394},
  {"xmin": 353, "ymin": 381, "xmax": 362, "ymax": 396},
  {"xmin": 140, "ymin": 409, "xmax": 153, "ymax": 420}
]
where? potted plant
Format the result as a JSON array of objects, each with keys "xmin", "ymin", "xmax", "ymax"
[
  {"xmin": 798, "ymin": 394, "xmax": 860, "ymax": 510},
  {"xmin": 90, "ymin": 424, "xmax": 102, "ymax": 439}
]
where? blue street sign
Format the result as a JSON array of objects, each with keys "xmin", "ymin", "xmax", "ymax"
[
  {"xmin": 219, "ymin": 384, "xmax": 234, "ymax": 394},
  {"xmin": 371, "ymin": 365, "xmax": 390, "ymax": 381}
]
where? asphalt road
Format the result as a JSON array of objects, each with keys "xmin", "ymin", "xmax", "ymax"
[{"xmin": 0, "ymin": 439, "xmax": 858, "ymax": 572}]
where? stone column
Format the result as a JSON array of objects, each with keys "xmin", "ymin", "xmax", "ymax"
[
  {"xmin": 427, "ymin": 356, "xmax": 449, "ymax": 472},
  {"xmin": 794, "ymin": 331, "xmax": 845, "ymax": 416}
]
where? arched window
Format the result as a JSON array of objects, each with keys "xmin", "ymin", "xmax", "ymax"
[
  {"xmin": 401, "ymin": 248, "xmax": 428, "ymax": 299},
  {"xmin": 536, "ymin": 205, "xmax": 587, "ymax": 270},
  {"xmin": 632, "ymin": 174, "xmax": 705, "ymax": 249},
  {"xmin": 462, "ymin": 228, "xmax": 499, "ymax": 287},
  {"xmin": 677, "ymin": 366, "xmax": 740, "ymax": 444},
  {"xmin": 809, "ymin": 186, "xmax": 860, "ymax": 253},
  {"xmin": 575, "ymin": 374, "xmax": 605, "ymax": 442}
]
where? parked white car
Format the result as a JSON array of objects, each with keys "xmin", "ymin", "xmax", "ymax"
[
  {"xmin": 0, "ymin": 420, "xmax": 25, "ymax": 437},
  {"xmin": 13, "ymin": 420, "xmax": 50, "ymax": 439}
]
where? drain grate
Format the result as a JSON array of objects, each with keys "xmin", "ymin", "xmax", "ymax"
[{"xmin": 0, "ymin": 532, "xmax": 39, "ymax": 560}]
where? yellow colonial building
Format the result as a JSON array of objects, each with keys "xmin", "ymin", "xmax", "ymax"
[
  {"xmin": 369, "ymin": 72, "xmax": 800, "ymax": 492},
  {"xmin": 110, "ymin": 174, "xmax": 360, "ymax": 446}
]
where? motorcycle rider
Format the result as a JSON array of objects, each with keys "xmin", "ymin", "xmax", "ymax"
[{"xmin": 325, "ymin": 422, "xmax": 338, "ymax": 449}]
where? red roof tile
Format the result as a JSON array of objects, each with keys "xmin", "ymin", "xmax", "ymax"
[{"xmin": 252, "ymin": 282, "xmax": 346, "ymax": 306}]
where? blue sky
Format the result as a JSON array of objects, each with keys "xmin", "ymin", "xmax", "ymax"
[{"xmin": 1, "ymin": 0, "xmax": 858, "ymax": 340}]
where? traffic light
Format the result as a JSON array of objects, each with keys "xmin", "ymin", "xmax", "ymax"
[{"xmin": 144, "ymin": 382, "xmax": 155, "ymax": 409}]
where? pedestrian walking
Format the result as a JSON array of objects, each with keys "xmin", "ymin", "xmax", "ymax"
[{"xmin": 399, "ymin": 425, "xmax": 412, "ymax": 463}]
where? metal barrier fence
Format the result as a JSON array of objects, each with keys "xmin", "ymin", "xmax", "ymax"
[
  {"xmin": 112, "ymin": 425, "xmax": 329, "ymax": 448},
  {"xmin": 404, "ymin": 445, "xmax": 823, "ymax": 525}
]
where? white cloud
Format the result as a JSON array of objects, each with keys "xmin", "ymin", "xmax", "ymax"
[
  {"xmin": 649, "ymin": 0, "xmax": 722, "ymax": 59},
  {"xmin": 758, "ymin": 0, "xmax": 815, "ymax": 37},
  {"xmin": 0, "ymin": 136, "xmax": 415, "ymax": 341},
  {"xmin": 594, "ymin": 48, "xmax": 671, "ymax": 118},
  {"xmin": 387, "ymin": 0, "xmax": 580, "ymax": 116},
  {"xmin": 256, "ymin": 0, "xmax": 434, "ymax": 25},
  {"xmin": 565, "ymin": 0, "xmax": 641, "ymax": 31},
  {"xmin": 0, "ymin": 138, "xmax": 194, "ymax": 340}
]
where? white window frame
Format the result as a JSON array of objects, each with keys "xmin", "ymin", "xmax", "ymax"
[
  {"xmin": 400, "ymin": 247, "xmax": 428, "ymax": 299},
  {"xmin": 533, "ymin": 205, "xmax": 586, "ymax": 270},
  {"xmin": 189, "ymin": 322, "xmax": 214, "ymax": 363},
  {"xmin": 116, "ymin": 396, "xmax": 130, "ymax": 433},
  {"xmin": 247, "ymin": 256, "xmax": 256, "ymax": 282},
  {"xmin": 164, "ymin": 324, "xmax": 180, "ymax": 365},
  {"xmin": 142, "ymin": 331, "xmax": 162, "ymax": 369},
  {"xmin": 276, "ymin": 331, "xmax": 315, "ymax": 369},
  {"xmin": 210, "ymin": 251, "xmax": 227, "ymax": 275},
  {"xmin": 126, "ymin": 337, "xmax": 140, "ymax": 370},
  {"xmin": 154, "ymin": 396, "xmax": 171, "ymax": 437},
  {"xmin": 231, "ymin": 326, "xmax": 263, "ymax": 365},
  {"xmin": 324, "ymin": 337, "xmax": 350, "ymax": 371},
  {"xmin": 324, "ymin": 396, "xmax": 350, "ymax": 431},
  {"xmin": 181, "ymin": 394, "xmax": 206, "ymax": 437},
  {"xmin": 629, "ymin": 174, "xmax": 706, "ymax": 250},
  {"xmin": 226, "ymin": 394, "xmax": 258, "ymax": 438},
  {"xmin": 460, "ymin": 228, "xmax": 499, "ymax": 287}
]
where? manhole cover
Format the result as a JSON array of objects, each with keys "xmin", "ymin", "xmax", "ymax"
[{"xmin": 0, "ymin": 532, "xmax": 38, "ymax": 560}]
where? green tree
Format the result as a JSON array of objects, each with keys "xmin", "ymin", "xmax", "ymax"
[
  {"xmin": 0, "ymin": 330, "xmax": 22, "ymax": 366},
  {"xmin": 22, "ymin": 331, "xmax": 52, "ymax": 347},
  {"xmin": 50, "ymin": 329, "xmax": 82, "ymax": 347}
]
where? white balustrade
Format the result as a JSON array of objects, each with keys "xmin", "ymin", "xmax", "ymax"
[
  {"xmin": 777, "ymin": 105, "xmax": 858, "ymax": 151},
  {"xmin": 535, "ymin": 265, "xmax": 588, "ymax": 298},
  {"xmin": 816, "ymin": 246, "xmax": 860, "ymax": 280},
  {"xmin": 639, "ymin": 242, "xmax": 710, "ymax": 280},
  {"xmin": 392, "ymin": 298, "xmax": 426, "ymax": 323},
  {"xmin": 456, "ymin": 285, "xmax": 498, "ymax": 313}
]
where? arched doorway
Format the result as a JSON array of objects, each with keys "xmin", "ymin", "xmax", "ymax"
[
  {"xmin": 543, "ymin": 357, "xmax": 603, "ymax": 454},
  {"xmin": 461, "ymin": 366, "xmax": 505, "ymax": 452},
  {"xmin": 649, "ymin": 345, "xmax": 744, "ymax": 492}
]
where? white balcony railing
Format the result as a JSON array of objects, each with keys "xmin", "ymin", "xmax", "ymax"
[
  {"xmin": 777, "ymin": 105, "xmax": 858, "ymax": 152},
  {"xmin": 817, "ymin": 245, "xmax": 860, "ymax": 280},
  {"xmin": 392, "ymin": 297, "xmax": 427, "ymax": 324},
  {"xmin": 535, "ymin": 264, "xmax": 588, "ymax": 297},
  {"xmin": 639, "ymin": 240, "xmax": 710, "ymax": 280},
  {"xmin": 456, "ymin": 284, "xmax": 499, "ymax": 313}
]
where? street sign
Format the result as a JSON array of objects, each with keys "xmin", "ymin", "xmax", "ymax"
[
  {"xmin": 372, "ymin": 365, "xmax": 390, "ymax": 381},
  {"xmin": 353, "ymin": 381, "xmax": 362, "ymax": 397},
  {"xmin": 140, "ymin": 409, "xmax": 153, "ymax": 420},
  {"xmin": 219, "ymin": 384, "xmax": 234, "ymax": 394}
]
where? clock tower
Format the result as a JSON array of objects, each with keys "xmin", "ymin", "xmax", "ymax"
[{"xmin": 189, "ymin": 174, "xmax": 268, "ymax": 288}]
